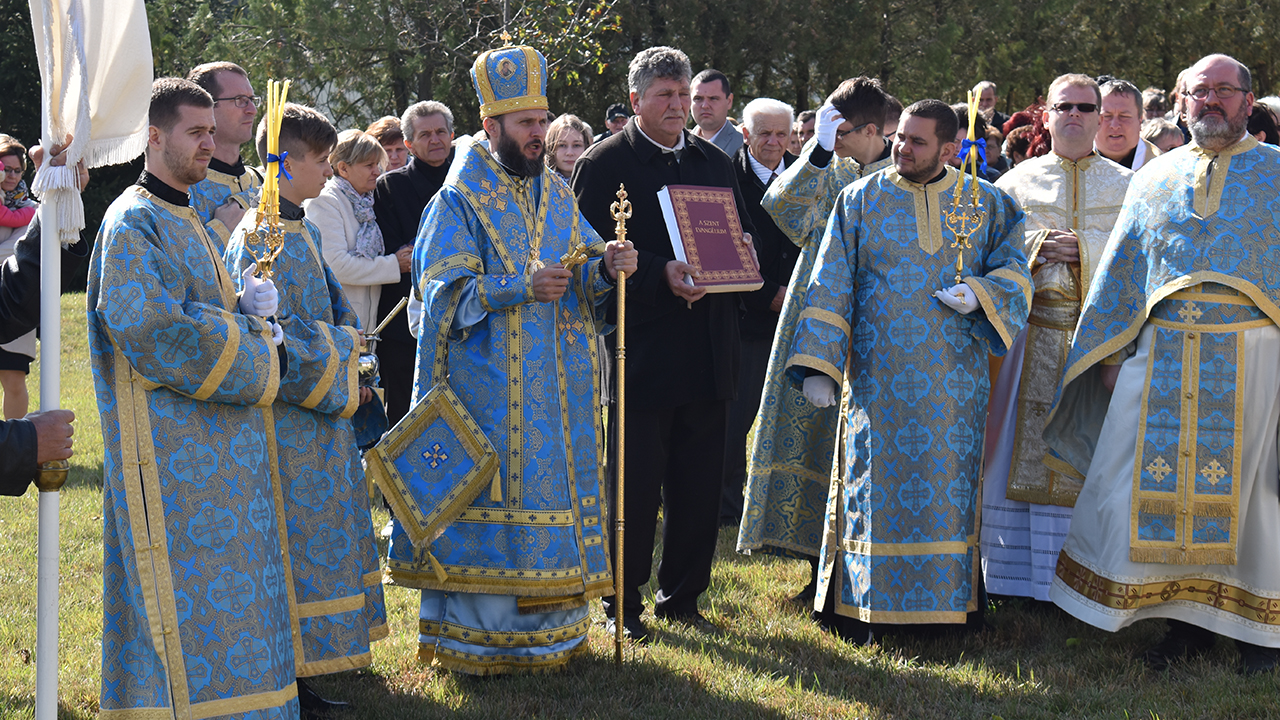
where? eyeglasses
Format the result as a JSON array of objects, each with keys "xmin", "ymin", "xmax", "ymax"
[
  {"xmin": 2, "ymin": 167, "xmax": 23, "ymax": 176},
  {"xmin": 1050, "ymin": 102, "xmax": 1098, "ymax": 114},
  {"xmin": 835, "ymin": 123, "xmax": 871, "ymax": 140},
  {"xmin": 212, "ymin": 95, "xmax": 261, "ymax": 109},
  {"xmin": 1184, "ymin": 85, "xmax": 1247, "ymax": 100}
]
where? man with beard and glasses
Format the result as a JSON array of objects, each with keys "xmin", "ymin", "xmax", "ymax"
[
  {"xmin": 186, "ymin": 61, "xmax": 263, "ymax": 247},
  {"xmin": 1045, "ymin": 53, "xmax": 1280, "ymax": 675},
  {"xmin": 380, "ymin": 43, "xmax": 636, "ymax": 675},
  {"xmin": 89, "ymin": 78, "xmax": 299, "ymax": 717},
  {"xmin": 786, "ymin": 98, "xmax": 1031, "ymax": 644}
]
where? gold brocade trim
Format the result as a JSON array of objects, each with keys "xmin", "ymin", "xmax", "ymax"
[
  {"xmin": 421, "ymin": 253, "xmax": 484, "ymax": 287},
  {"xmin": 383, "ymin": 561, "xmax": 591, "ymax": 597},
  {"xmin": 1042, "ymin": 452, "xmax": 1085, "ymax": 481},
  {"xmin": 1189, "ymin": 136, "xmax": 1258, "ymax": 217},
  {"xmin": 338, "ymin": 325, "xmax": 360, "ymax": 420},
  {"xmin": 298, "ymin": 322, "xmax": 339, "ymax": 411},
  {"xmin": 369, "ymin": 623, "xmax": 390, "ymax": 642},
  {"xmin": 297, "ymin": 593, "xmax": 366, "ymax": 618},
  {"xmin": 842, "ymin": 536, "xmax": 976, "ymax": 556},
  {"xmin": 99, "ymin": 709, "xmax": 175, "ymax": 719},
  {"xmin": 506, "ymin": 303, "xmax": 524, "ymax": 507},
  {"xmin": 1046, "ymin": 272, "xmax": 1280, "ymax": 433},
  {"xmin": 1024, "ymin": 228, "xmax": 1050, "ymax": 267},
  {"xmin": 479, "ymin": 96, "xmax": 549, "ymax": 121},
  {"xmin": 189, "ymin": 683, "xmax": 298, "ymax": 720},
  {"xmin": 454, "ymin": 506, "xmax": 577, "ymax": 525},
  {"xmin": 190, "ymin": 320, "xmax": 238, "ymax": 402},
  {"xmin": 962, "ymin": 274, "xmax": 1014, "ymax": 350},
  {"xmin": 297, "ymin": 651, "xmax": 372, "ymax": 678},
  {"xmin": 418, "ymin": 615, "xmax": 591, "ymax": 647},
  {"xmin": 787, "ymin": 354, "xmax": 841, "ymax": 384},
  {"xmin": 256, "ymin": 317, "xmax": 281, "ymax": 408},
  {"xmin": 1148, "ymin": 316, "xmax": 1273, "ymax": 332},
  {"xmin": 112, "ymin": 349, "xmax": 182, "ymax": 707},
  {"xmin": 263, "ymin": 406, "xmax": 307, "ymax": 676},
  {"xmin": 1055, "ymin": 551, "xmax": 1280, "ymax": 624},
  {"xmin": 421, "ymin": 638, "xmax": 589, "ymax": 676},
  {"xmin": 516, "ymin": 594, "xmax": 588, "ymax": 614},
  {"xmin": 1006, "ymin": 319, "xmax": 1072, "ymax": 505},
  {"xmin": 364, "ymin": 570, "xmax": 382, "ymax": 586},
  {"xmin": 884, "ymin": 165, "xmax": 957, "ymax": 254},
  {"xmin": 797, "ymin": 307, "xmax": 851, "ymax": 336},
  {"xmin": 1028, "ymin": 297, "xmax": 1080, "ymax": 330}
]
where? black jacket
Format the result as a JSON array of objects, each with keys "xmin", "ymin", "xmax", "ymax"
[
  {"xmin": 372, "ymin": 152, "xmax": 453, "ymax": 346},
  {"xmin": 0, "ymin": 218, "xmax": 86, "ymax": 495},
  {"xmin": 732, "ymin": 146, "xmax": 799, "ymax": 341},
  {"xmin": 572, "ymin": 119, "xmax": 757, "ymax": 411}
]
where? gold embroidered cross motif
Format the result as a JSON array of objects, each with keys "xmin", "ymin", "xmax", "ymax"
[
  {"xmin": 1201, "ymin": 459, "xmax": 1227, "ymax": 485},
  {"xmin": 423, "ymin": 442, "xmax": 450, "ymax": 469},
  {"xmin": 1178, "ymin": 301, "xmax": 1204, "ymax": 323},
  {"xmin": 559, "ymin": 307, "xmax": 587, "ymax": 343},
  {"xmin": 1146, "ymin": 456, "xmax": 1173, "ymax": 481},
  {"xmin": 476, "ymin": 179, "xmax": 507, "ymax": 211}
]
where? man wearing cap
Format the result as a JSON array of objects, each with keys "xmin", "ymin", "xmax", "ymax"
[
  {"xmin": 380, "ymin": 43, "xmax": 636, "ymax": 675},
  {"xmin": 595, "ymin": 103, "xmax": 629, "ymax": 142}
]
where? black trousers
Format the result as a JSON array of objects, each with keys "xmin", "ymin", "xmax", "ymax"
[
  {"xmin": 721, "ymin": 337, "xmax": 772, "ymax": 524},
  {"xmin": 378, "ymin": 335, "xmax": 417, "ymax": 426},
  {"xmin": 602, "ymin": 398, "xmax": 728, "ymax": 619}
]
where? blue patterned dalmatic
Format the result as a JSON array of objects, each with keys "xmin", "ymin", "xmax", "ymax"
[
  {"xmin": 1044, "ymin": 137, "xmax": 1280, "ymax": 567},
  {"xmin": 90, "ymin": 187, "xmax": 299, "ymax": 718},
  {"xmin": 789, "ymin": 165, "xmax": 1031, "ymax": 624},
  {"xmin": 738, "ymin": 139, "xmax": 893, "ymax": 558},
  {"xmin": 383, "ymin": 138, "xmax": 614, "ymax": 674},
  {"xmin": 189, "ymin": 165, "xmax": 261, "ymax": 248},
  {"xmin": 225, "ymin": 210, "xmax": 388, "ymax": 677}
]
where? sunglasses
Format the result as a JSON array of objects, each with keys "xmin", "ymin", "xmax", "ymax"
[{"xmin": 1051, "ymin": 102, "xmax": 1099, "ymax": 114}]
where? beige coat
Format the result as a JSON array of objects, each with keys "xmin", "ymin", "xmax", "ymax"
[{"xmin": 304, "ymin": 179, "xmax": 402, "ymax": 330}]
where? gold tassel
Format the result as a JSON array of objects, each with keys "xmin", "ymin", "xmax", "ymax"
[
  {"xmin": 427, "ymin": 552, "xmax": 448, "ymax": 583},
  {"xmin": 489, "ymin": 471, "xmax": 503, "ymax": 503}
]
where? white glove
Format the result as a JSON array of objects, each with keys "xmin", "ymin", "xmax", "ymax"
[
  {"xmin": 934, "ymin": 283, "xmax": 979, "ymax": 314},
  {"xmin": 814, "ymin": 103, "xmax": 844, "ymax": 152},
  {"xmin": 239, "ymin": 266, "xmax": 279, "ymax": 317},
  {"xmin": 270, "ymin": 322, "xmax": 284, "ymax": 346},
  {"xmin": 802, "ymin": 375, "xmax": 838, "ymax": 408}
]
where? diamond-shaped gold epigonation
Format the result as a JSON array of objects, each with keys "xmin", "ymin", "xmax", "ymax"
[{"xmin": 1146, "ymin": 455, "xmax": 1173, "ymax": 481}]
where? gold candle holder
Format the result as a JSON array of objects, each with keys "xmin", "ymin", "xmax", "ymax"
[{"xmin": 247, "ymin": 79, "xmax": 292, "ymax": 280}]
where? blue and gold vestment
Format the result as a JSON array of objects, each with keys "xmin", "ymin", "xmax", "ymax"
[
  {"xmin": 225, "ymin": 209, "xmax": 388, "ymax": 678},
  {"xmin": 789, "ymin": 165, "xmax": 1031, "ymax": 623},
  {"xmin": 383, "ymin": 139, "xmax": 615, "ymax": 674},
  {"xmin": 1045, "ymin": 138, "xmax": 1280, "ymax": 645},
  {"xmin": 190, "ymin": 164, "xmax": 261, "ymax": 248},
  {"xmin": 737, "ymin": 140, "xmax": 893, "ymax": 559},
  {"xmin": 90, "ymin": 186, "xmax": 298, "ymax": 718}
]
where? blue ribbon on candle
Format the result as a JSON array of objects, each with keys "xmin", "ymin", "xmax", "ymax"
[
  {"xmin": 958, "ymin": 138, "xmax": 986, "ymax": 168},
  {"xmin": 266, "ymin": 151, "xmax": 291, "ymax": 180}
]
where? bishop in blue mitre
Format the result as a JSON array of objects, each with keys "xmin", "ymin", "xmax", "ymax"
[{"xmin": 378, "ymin": 43, "xmax": 636, "ymax": 674}]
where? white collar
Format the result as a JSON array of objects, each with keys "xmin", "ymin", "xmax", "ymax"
[{"xmin": 636, "ymin": 122, "xmax": 686, "ymax": 153}]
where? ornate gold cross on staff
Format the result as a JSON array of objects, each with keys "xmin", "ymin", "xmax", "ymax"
[{"xmin": 944, "ymin": 88, "xmax": 988, "ymax": 295}]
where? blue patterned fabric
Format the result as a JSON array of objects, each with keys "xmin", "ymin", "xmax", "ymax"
[
  {"xmin": 225, "ymin": 213, "xmax": 389, "ymax": 675},
  {"xmin": 788, "ymin": 165, "xmax": 1031, "ymax": 623},
  {"xmin": 90, "ymin": 187, "xmax": 298, "ymax": 718},
  {"xmin": 384, "ymin": 139, "xmax": 614, "ymax": 673},
  {"xmin": 737, "ymin": 142, "xmax": 893, "ymax": 558},
  {"xmin": 189, "ymin": 166, "xmax": 261, "ymax": 248},
  {"xmin": 1043, "ymin": 138, "xmax": 1280, "ymax": 476}
]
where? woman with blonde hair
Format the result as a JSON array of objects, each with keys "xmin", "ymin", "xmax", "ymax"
[
  {"xmin": 305, "ymin": 129, "xmax": 407, "ymax": 331},
  {"xmin": 545, "ymin": 113, "xmax": 592, "ymax": 180}
]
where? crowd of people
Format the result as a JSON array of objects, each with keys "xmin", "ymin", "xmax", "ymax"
[{"xmin": 2, "ymin": 38, "xmax": 1280, "ymax": 719}]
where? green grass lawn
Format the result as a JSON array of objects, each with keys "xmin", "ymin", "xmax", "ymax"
[{"xmin": 1, "ymin": 293, "xmax": 1278, "ymax": 719}]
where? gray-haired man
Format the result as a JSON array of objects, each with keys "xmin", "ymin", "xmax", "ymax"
[{"xmin": 572, "ymin": 45, "xmax": 758, "ymax": 642}]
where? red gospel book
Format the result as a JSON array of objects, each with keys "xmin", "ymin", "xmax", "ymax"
[{"xmin": 658, "ymin": 184, "xmax": 763, "ymax": 293}]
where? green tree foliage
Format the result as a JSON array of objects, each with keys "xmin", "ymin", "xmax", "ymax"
[{"xmin": 7, "ymin": 0, "xmax": 1280, "ymax": 290}]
